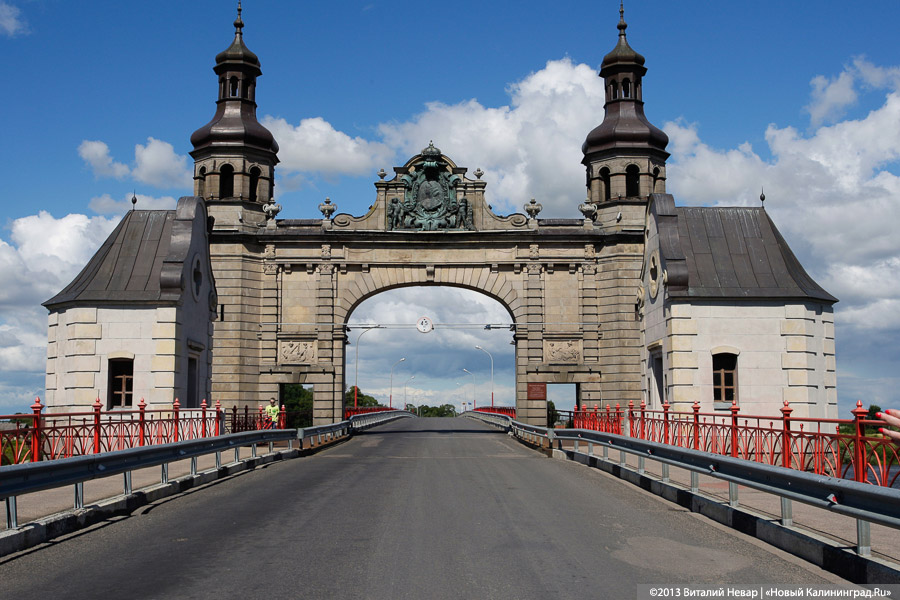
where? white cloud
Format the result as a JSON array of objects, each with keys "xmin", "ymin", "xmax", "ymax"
[
  {"xmin": 78, "ymin": 137, "xmax": 193, "ymax": 190},
  {"xmin": 807, "ymin": 71, "xmax": 857, "ymax": 127},
  {"xmin": 78, "ymin": 140, "xmax": 130, "ymax": 179},
  {"xmin": 0, "ymin": 1, "xmax": 27, "ymax": 37},
  {"xmin": 89, "ymin": 192, "xmax": 177, "ymax": 215},
  {"xmin": 132, "ymin": 137, "xmax": 193, "ymax": 189},
  {"xmin": 262, "ymin": 116, "xmax": 394, "ymax": 176}
]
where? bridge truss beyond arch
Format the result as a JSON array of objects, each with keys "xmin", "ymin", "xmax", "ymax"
[{"xmin": 208, "ymin": 147, "xmax": 646, "ymax": 426}]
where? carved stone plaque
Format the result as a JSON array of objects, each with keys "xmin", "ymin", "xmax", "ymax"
[
  {"xmin": 279, "ymin": 340, "xmax": 317, "ymax": 364},
  {"xmin": 527, "ymin": 382, "xmax": 547, "ymax": 400},
  {"xmin": 544, "ymin": 340, "xmax": 583, "ymax": 364}
]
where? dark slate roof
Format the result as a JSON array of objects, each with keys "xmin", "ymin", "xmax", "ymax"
[
  {"xmin": 672, "ymin": 206, "xmax": 837, "ymax": 302},
  {"xmin": 43, "ymin": 210, "xmax": 176, "ymax": 309}
]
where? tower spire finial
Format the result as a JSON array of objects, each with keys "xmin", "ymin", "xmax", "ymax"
[
  {"xmin": 234, "ymin": 1, "xmax": 244, "ymax": 37},
  {"xmin": 618, "ymin": 1, "xmax": 627, "ymax": 36}
]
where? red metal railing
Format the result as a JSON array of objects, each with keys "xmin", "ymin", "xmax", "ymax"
[
  {"xmin": 344, "ymin": 406, "xmax": 393, "ymax": 419},
  {"xmin": 229, "ymin": 404, "xmax": 288, "ymax": 432},
  {"xmin": 558, "ymin": 400, "xmax": 899, "ymax": 488},
  {"xmin": 0, "ymin": 397, "xmax": 224, "ymax": 465},
  {"xmin": 475, "ymin": 406, "xmax": 516, "ymax": 418}
]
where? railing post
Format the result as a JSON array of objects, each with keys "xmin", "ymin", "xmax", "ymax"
[
  {"xmin": 851, "ymin": 400, "xmax": 868, "ymax": 483},
  {"xmin": 692, "ymin": 401, "xmax": 700, "ymax": 451},
  {"xmin": 231, "ymin": 405, "xmax": 238, "ymax": 433},
  {"xmin": 173, "ymin": 398, "xmax": 181, "ymax": 443},
  {"xmin": 138, "ymin": 397, "xmax": 146, "ymax": 447},
  {"xmin": 780, "ymin": 400, "xmax": 793, "ymax": 469},
  {"xmin": 662, "ymin": 400, "xmax": 670, "ymax": 445},
  {"xmin": 614, "ymin": 403, "xmax": 621, "ymax": 435},
  {"xmin": 639, "ymin": 400, "xmax": 646, "ymax": 440},
  {"xmin": 215, "ymin": 400, "xmax": 222, "ymax": 436},
  {"xmin": 729, "ymin": 400, "xmax": 740, "ymax": 458},
  {"xmin": 280, "ymin": 404, "xmax": 286, "ymax": 429},
  {"xmin": 92, "ymin": 397, "xmax": 102, "ymax": 455},
  {"xmin": 627, "ymin": 400, "xmax": 634, "ymax": 438},
  {"xmin": 30, "ymin": 397, "xmax": 43, "ymax": 463},
  {"xmin": 201, "ymin": 399, "xmax": 208, "ymax": 438}
]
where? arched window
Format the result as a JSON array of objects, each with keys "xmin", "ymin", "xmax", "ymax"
[
  {"xmin": 712, "ymin": 353, "xmax": 738, "ymax": 407},
  {"xmin": 108, "ymin": 358, "xmax": 134, "ymax": 409},
  {"xmin": 652, "ymin": 167, "xmax": 660, "ymax": 194},
  {"xmin": 248, "ymin": 166, "xmax": 261, "ymax": 203},
  {"xmin": 229, "ymin": 76, "xmax": 239, "ymax": 97},
  {"xmin": 622, "ymin": 78, "xmax": 631, "ymax": 98},
  {"xmin": 599, "ymin": 167, "xmax": 611, "ymax": 202},
  {"xmin": 219, "ymin": 164, "xmax": 234, "ymax": 198},
  {"xmin": 610, "ymin": 81, "xmax": 619, "ymax": 100},
  {"xmin": 625, "ymin": 164, "xmax": 640, "ymax": 197},
  {"xmin": 197, "ymin": 166, "xmax": 207, "ymax": 198}
]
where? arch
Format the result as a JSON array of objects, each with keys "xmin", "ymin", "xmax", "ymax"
[
  {"xmin": 622, "ymin": 78, "xmax": 631, "ymax": 98},
  {"xmin": 599, "ymin": 167, "xmax": 611, "ymax": 202},
  {"xmin": 248, "ymin": 166, "xmax": 261, "ymax": 203},
  {"xmin": 625, "ymin": 164, "xmax": 640, "ymax": 197},
  {"xmin": 610, "ymin": 81, "xmax": 619, "ymax": 100},
  {"xmin": 229, "ymin": 76, "xmax": 239, "ymax": 97},
  {"xmin": 198, "ymin": 166, "xmax": 207, "ymax": 198},
  {"xmin": 219, "ymin": 164, "xmax": 234, "ymax": 198}
]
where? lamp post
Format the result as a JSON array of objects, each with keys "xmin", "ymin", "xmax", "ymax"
[
  {"xmin": 353, "ymin": 326, "xmax": 380, "ymax": 408},
  {"xmin": 462, "ymin": 368, "xmax": 475, "ymax": 409},
  {"xmin": 475, "ymin": 345, "xmax": 494, "ymax": 408},
  {"xmin": 404, "ymin": 375, "xmax": 415, "ymax": 411},
  {"xmin": 389, "ymin": 357, "xmax": 406, "ymax": 409}
]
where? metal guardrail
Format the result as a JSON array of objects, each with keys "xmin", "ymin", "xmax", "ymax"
[
  {"xmin": 1, "ymin": 409, "xmax": 413, "ymax": 530},
  {"xmin": 464, "ymin": 411, "xmax": 900, "ymax": 557}
]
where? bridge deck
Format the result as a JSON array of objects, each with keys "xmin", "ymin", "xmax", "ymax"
[{"xmin": 0, "ymin": 418, "xmax": 845, "ymax": 597}]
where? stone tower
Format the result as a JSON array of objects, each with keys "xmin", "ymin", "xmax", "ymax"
[
  {"xmin": 582, "ymin": 4, "xmax": 669, "ymax": 227},
  {"xmin": 190, "ymin": 2, "xmax": 279, "ymax": 231}
]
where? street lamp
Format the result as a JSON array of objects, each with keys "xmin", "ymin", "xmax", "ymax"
[
  {"xmin": 462, "ymin": 368, "xmax": 475, "ymax": 409},
  {"xmin": 353, "ymin": 326, "xmax": 380, "ymax": 408},
  {"xmin": 475, "ymin": 345, "xmax": 494, "ymax": 408},
  {"xmin": 404, "ymin": 375, "xmax": 415, "ymax": 410},
  {"xmin": 389, "ymin": 357, "xmax": 406, "ymax": 409}
]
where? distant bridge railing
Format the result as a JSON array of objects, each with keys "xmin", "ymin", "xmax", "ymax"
[
  {"xmin": 1, "ymin": 409, "xmax": 412, "ymax": 532},
  {"xmin": 465, "ymin": 410, "xmax": 900, "ymax": 562},
  {"xmin": 474, "ymin": 406, "xmax": 516, "ymax": 418},
  {"xmin": 1, "ymin": 397, "xmax": 224, "ymax": 466}
]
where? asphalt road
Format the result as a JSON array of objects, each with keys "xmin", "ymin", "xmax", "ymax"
[{"xmin": 0, "ymin": 417, "xmax": 844, "ymax": 599}]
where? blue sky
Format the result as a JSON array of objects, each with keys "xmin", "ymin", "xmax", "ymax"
[{"xmin": 1, "ymin": 1, "xmax": 899, "ymax": 415}]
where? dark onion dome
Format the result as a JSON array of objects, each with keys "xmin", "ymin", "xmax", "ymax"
[
  {"xmin": 190, "ymin": 4, "xmax": 279, "ymax": 157},
  {"xmin": 582, "ymin": 6, "xmax": 668, "ymax": 159}
]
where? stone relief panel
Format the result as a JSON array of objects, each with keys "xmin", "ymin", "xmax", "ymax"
[
  {"xmin": 279, "ymin": 340, "xmax": 317, "ymax": 364},
  {"xmin": 544, "ymin": 340, "xmax": 583, "ymax": 364}
]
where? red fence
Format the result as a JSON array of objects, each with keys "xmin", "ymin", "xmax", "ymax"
[
  {"xmin": 1, "ymin": 397, "xmax": 224, "ymax": 465},
  {"xmin": 229, "ymin": 404, "xmax": 287, "ymax": 432},
  {"xmin": 559, "ymin": 400, "xmax": 899, "ymax": 488},
  {"xmin": 475, "ymin": 406, "xmax": 517, "ymax": 418},
  {"xmin": 344, "ymin": 406, "xmax": 394, "ymax": 420}
]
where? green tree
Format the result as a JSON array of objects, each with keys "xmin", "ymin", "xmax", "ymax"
[
  {"xmin": 417, "ymin": 404, "xmax": 457, "ymax": 417},
  {"xmin": 345, "ymin": 386, "xmax": 381, "ymax": 408},
  {"xmin": 547, "ymin": 400, "xmax": 559, "ymax": 428},
  {"xmin": 282, "ymin": 384, "xmax": 313, "ymax": 428}
]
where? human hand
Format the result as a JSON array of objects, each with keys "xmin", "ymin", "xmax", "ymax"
[{"xmin": 878, "ymin": 409, "xmax": 900, "ymax": 444}]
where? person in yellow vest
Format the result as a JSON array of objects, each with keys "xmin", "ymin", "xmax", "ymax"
[{"xmin": 265, "ymin": 397, "xmax": 280, "ymax": 429}]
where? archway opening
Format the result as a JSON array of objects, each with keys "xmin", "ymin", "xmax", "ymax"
[{"xmin": 345, "ymin": 286, "xmax": 515, "ymax": 416}]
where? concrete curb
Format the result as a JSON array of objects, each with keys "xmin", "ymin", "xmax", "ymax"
[
  {"xmin": 544, "ymin": 445, "xmax": 900, "ymax": 584},
  {"xmin": 0, "ymin": 440, "xmax": 340, "ymax": 558}
]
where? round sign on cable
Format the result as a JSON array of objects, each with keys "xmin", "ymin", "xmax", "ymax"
[{"xmin": 416, "ymin": 316, "xmax": 434, "ymax": 333}]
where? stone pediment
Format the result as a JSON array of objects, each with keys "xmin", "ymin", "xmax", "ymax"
[{"xmin": 329, "ymin": 142, "xmax": 532, "ymax": 232}]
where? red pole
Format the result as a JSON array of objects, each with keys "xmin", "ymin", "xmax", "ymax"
[
  {"xmin": 93, "ymin": 396, "xmax": 102, "ymax": 454},
  {"xmin": 30, "ymin": 397, "xmax": 43, "ymax": 462},
  {"xmin": 173, "ymin": 398, "xmax": 180, "ymax": 443},
  {"xmin": 780, "ymin": 400, "xmax": 793, "ymax": 469},
  {"xmin": 201, "ymin": 399, "xmax": 208, "ymax": 438},
  {"xmin": 730, "ymin": 400, "xmax": 740, "ymax": 458},
  {"xmin": 138, "ymin": 397, "xmax": 146, "ymax": 446},
  {"xmin": 662, "ymin": 400, "xmax": 670, "ymax": 445},
  {"xmin": 215, "ymin": 400, "xmax": 222, "ymax": 436},
  {"xmin": 851, "ymin": 400, "xmax": 868, "ymax": 483},
  {"xmin": 639, "ymin": 400, "xmax": 646, "ymax": 440},
  {"xmin": 615, "ymin": 403, "xmax": 621, "ymax": 435},
  {"xmin": 627, "ymin": 400, "xmax": 634, "ymax": 438},
  {"xmin": 692, "ymin": 401, "xmax": 700, "ymax": 451},
  {"xmin": 279, "ymin": 405, "xmax": 286, "ymax": 429},
  {"xmin": 354, "ymin": 386, "xmax": 358, "ymax": 409}
]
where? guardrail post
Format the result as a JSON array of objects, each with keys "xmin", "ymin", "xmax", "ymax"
[
  {"xmin": 728, "ymin": 482, "xmax": 739, "ymax": 508},
  {"xmin": 6, "ymin": 497, "xmax": 18, "ymax": 529},
  {"xmin": 661, "ymin": 463, "xmax": 669, "ymax": 483},
  {"xmin": 138, "ymin": 397, "xmax": 146, "ymax": 447},
  {"xmin": 692, "ymin": 401, "xmax": 700, "ymax": 451},
  {"xmin": 92, "ymin": 397, "xmax": 102, "ymax": 455},
  {"xmin": 124, "ymin": 471, "xmax": 132, "ymax": 495},
  {"xmin": 857, "ymin": 519, "xmax": 871, "ymax": 556},
  {"xmin": 252, "ymin": 443, "xmax": 257, "ymax": 458},
  {"xmin": 851, "ymin": 401, "xmax": 868, "ymax": 483},
  {"xmin": 780, "ymin": 497, "xmax": 792, "ymax": 527},
  {"xmin": 780, "ymin": 400, "xmax": 793, "ymax": 469},
  {"xmin": 215, "ymin": 400, "xmax": 222, "ymax": 436},
  {"xmin": 729, "ymin": 400, "xmax": 740, "ymax": 458},
  {"xmin": 191, "ymin": 456, "xmax": 198, "ymax": 476},
  {"xmin": 161, "ymin": 463, "xmax": 169, "ymax": 484},
  {"xmin": 173, "ymin": 398, "xmax": 181, "ymax": 443},
  {"xmin": 74, "ymin": 482, "xmax": 84, "ymax": 509},
  {"xmin": 201, "ymin": 399, "xmax": 208, "ymax": 438},
  {"xmin": 30, "ymin": 397, "xmax": 43, "ymax": 463},
  {"xmin": 690, "ymin": 471, "xmax": 699, "ymax": 493}
]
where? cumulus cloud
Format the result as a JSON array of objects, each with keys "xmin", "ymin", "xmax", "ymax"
[
  {"xmin": 89, "ymin": 192, "xmax": 178, "ymax": 215},
  {"xmin": 0, "ymin": 1, "xmax": 27, "ymax": 37},
  {"xmin": 78, "ymin": 137, "xmax": 193, "ymax": 190},
  {"xmin": 806, "ymin": 57, "xmax": 900, "ymax": 127},
  {"xmin": 78, "ymin": 140, "xmax": 130, "ymax": 179},
  {"xmin": 262, "ymin": 116, "xmax": 394, "ymax": 176}
]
